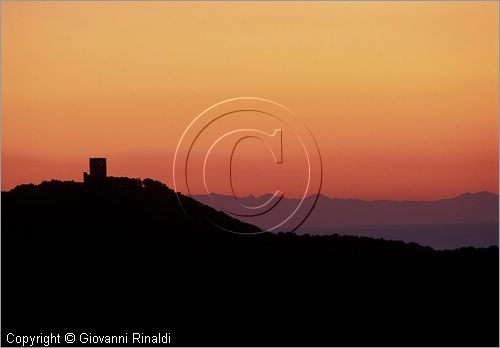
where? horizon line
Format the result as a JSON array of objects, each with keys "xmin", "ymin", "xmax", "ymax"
[{"xmin": 3, "ymin": 177, "xmax": 498, "ymax": 203}]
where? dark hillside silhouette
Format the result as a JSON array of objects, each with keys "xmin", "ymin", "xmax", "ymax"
[{"xmin": 2, "ymin": 178, "xmax": 499, "ymax": 346}]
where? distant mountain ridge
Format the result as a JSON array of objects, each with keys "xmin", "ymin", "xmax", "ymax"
[
  {"xmin": 193, "ymin": 191, "xmax": 498, "ymax": 226},
  {"xmin": 193, "ymin": 191, "xmax": 499, "ymax": 249}
]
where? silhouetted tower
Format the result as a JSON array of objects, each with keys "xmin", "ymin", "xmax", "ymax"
[{"xmin": 84, "ymin": 158, "xmax": 107, "ymax": 184}]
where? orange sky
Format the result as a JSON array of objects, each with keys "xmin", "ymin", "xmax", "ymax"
[{"xmin": 2, "ymin": 1, "xmax": 498, "ymax": 200}]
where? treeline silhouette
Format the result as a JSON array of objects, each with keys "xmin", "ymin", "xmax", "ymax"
[{"xmin": 2, "ymin": 178, "xmax": 499, "ymax": 346}]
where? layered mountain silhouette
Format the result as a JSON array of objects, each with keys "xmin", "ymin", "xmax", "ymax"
[
  {"xmin": 194, "ymin": 192, "xmax": 499, "ymax": 249},
  {"xmin": 2, "ymin": 178, "xmax": 499, "ymax": 346}
]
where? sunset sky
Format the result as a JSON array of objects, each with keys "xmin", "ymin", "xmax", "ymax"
[{"xmin": 2, "ymin": 1, "xmax": 498, "ymax": 200}]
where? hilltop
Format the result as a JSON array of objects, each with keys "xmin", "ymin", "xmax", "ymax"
[{"xmin": 2, "ymin": 178, "xmax": 499, "ymax": 346}]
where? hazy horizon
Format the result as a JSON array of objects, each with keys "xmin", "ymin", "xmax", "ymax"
[{"xmin": 3, "ymin": 173, "xmax": 498, "ymax": 203}]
